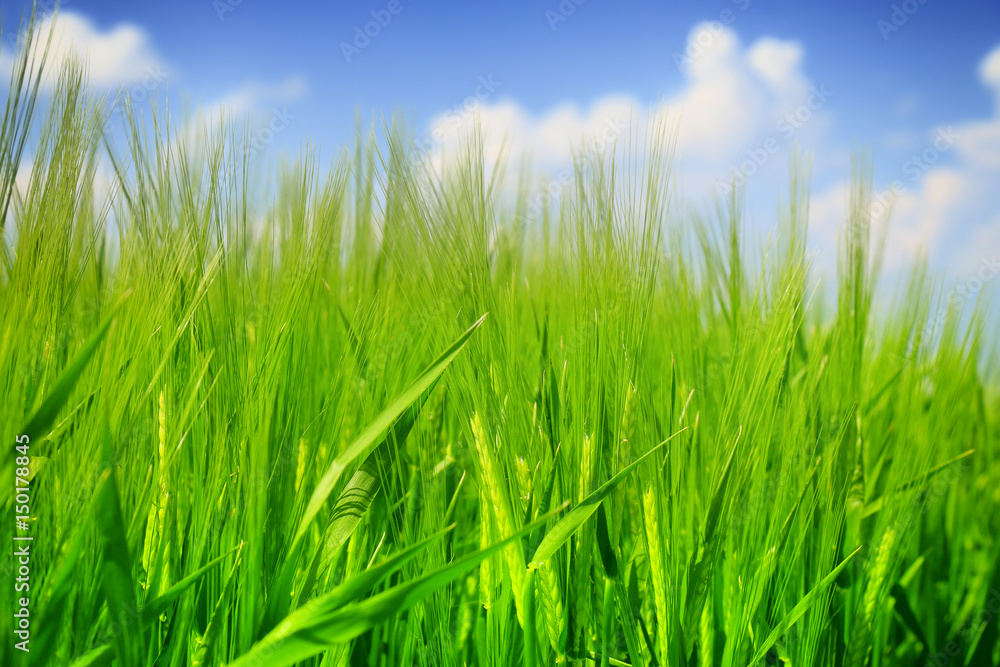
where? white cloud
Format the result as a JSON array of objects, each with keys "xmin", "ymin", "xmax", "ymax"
[
  {"xmin": 1, "ymin": 11, "xmax": 165, "ymax": 88},
  {"xmin": 424, "ymin": 95, "xmax": 636, "ymax": 174},
  {"xmin": 673, "ymin": 33, "xmax": 766, "ymax": 164},
  {"xmin": 886, "ymin": 168, "xmax": 968, "ymax": 260},
  {"xmin": 205, "ymin": 75, "xmax": 309, "ymax": 121},
  {"xmin": 171, "ymin": 75, "xmax": 308, "ymax": 171},
  {"xmin": 413, "ymin": 17, "xmax": 990, "ymax": 284},
  {"xmin": 14, "ymin": 160, "xmax": 33, "ymax": 196},
  {"xmin": 747, "ymin": 38, "xmax": 807, "ymax": 99},
  {"xmin": 981, "ymin": 45, "xmax": 1000, "ymax": 112},
  {"xmin": 810, "ymin": 165, "xmax": 973, "ymax": 275},
  {"xmin": 954, "ymin": 119, "xmax": 1000, "ymax": 170},
  {"xmin": 953, "ymin": 61, "xmax": 1000, "ymax": 171},
  {"xmin": 871, "ymin": 45, "xmax": 1000, "ymax": 273},
  {"xmin": 421, "ymin": 23, "xmax": 828, "ymax": 205}
]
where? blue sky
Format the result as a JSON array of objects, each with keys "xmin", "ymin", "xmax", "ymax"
[{"xmin": 2, "ymin": 0, "xmax": 1000, "ymax": 313}]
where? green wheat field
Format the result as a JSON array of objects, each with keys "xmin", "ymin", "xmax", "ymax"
[{"xmin": 2, "ymin": 14, "xmax": 999, "ymax": 667}]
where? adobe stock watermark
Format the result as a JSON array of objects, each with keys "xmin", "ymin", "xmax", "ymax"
[
  {"xmin": 106, "ymin": 64, "xmax": 170, "ymax": 126},
  {"xmin": 245, "ymin": 107, "xmax": 295, "ymax": 162},
  {"xmin": 924, "ymin": 589, "xmax": 1000, "ymax": 667},
  {"xmin": 860, "ymin": 127, "xmax": 986, "ymax": 345},
  {"xmin": 877, "ymin": 0, "xmax": 932, "ymax": 41},
  {"xmin": 716, "ymin": 84, "xmax": 832, "ymax": 194},
  {"xmin": 340, "ymin": 0, "xmax": 415, "ymax": 63},
  {"xmin": 858, "ymin": 126, "xmax": 959, "ymax": 235},
  {"xmin": 673, "ymin": 0, "xmax": 752, "ymax": 72},
  {"xmin": 844, "ymin": 456, "xmax": 969, "ymax": 584},
  {"xmin": 213, "ymin": 0, "xmax": 245, "ymax": 21},
  {"xmin": 922, "ymin": 254, "xmax": 999, "ymax": 342},
  {"xmin": 520, "ymin": 115, "xmax": 628, "ymax": 222},
  {"xmin": 546, "ymin": 0, "xmax": 587, "ymax": 31},
  {"xmin": 407, "ymin": 75, "xmax": 502, "ymax": 167}
]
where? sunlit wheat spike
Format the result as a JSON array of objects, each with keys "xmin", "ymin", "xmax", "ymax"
[
  {"xmin": 699, "ymin": 589, "xmax": 714, "ymax": 667},
  {"xmin": 479, "ymin": 489, "xmax": 495, "ymax": 611},
  {"xmin": 537, "ymin": 557, "xmax": 567, "ymax": 660},
  {"xmin": 620, "ymin": 381, "xmax": 637, "ymax": 453},
  {"xmin": 643, "ymin": 486, "xmax": 669, "ymax": 663},
  {"xmin": 573, "ymin": 433, "xmax": 597, "ymax": 650},
  {"xmin": 294, "ymin": 438, "xmax": 307, "ymax": 493},
  {"xmin": 849, "ymin": 526, "xmax": 896, "ymax": 667},
  {"xmin": 579, "ymin": 432, "xmax": 594, "ymax": 503},
  {"xmin": 472, "ymin": 412, "xmax": 526, "ymax": 626}
]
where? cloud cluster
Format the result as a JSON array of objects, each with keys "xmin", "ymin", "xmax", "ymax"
[
  {"xmin": 422, "ymin": 23, "xmax": 830, "ymax": 204},
  {"xmin": 3, "ymin": 11, "xmax": 308, "ymax": 210},
  {"xmin": 3, "ymin": 8, "xmax": 996, "ymax": 287},
  {"xmin": 811, "ymin": 45, "xmax": 1000, "ymax": 275},
  {"xmin": 0, "ymin": 11, "xmax": 163, "ymax": 88},
  {"xmin": 205, "ymin": 76, "xmax": 309, "ymax": 121}
]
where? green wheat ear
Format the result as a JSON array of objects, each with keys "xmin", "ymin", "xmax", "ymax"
[
  {"xmin": 472, "ymin": 412, "xmax": 527, "ymax": 626},
  {"xmin": 537, "ymin": 554, "xmax": 567, "ymax": 660},
  {"xmin": 643, "ymin": 485, "xmax": 669, "ymax": 664},
  {"xmin": 849, "ymin": 525, "xmax": 897, "ymax": 667}
]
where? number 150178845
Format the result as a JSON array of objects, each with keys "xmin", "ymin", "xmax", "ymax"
[{"xmin": 14, "ymin": 435, "xmax": 31, "ymax": 513}]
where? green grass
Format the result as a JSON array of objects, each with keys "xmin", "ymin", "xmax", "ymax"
[{"xmin": 2, "ymin": 12, "xmax": 999, "ymax": 667}]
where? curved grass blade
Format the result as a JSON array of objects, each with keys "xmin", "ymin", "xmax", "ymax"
[
  {"xmin": 192, "ymin": 544, "xmax": 245, "ymax": 667},
  {"xmin": 862, "ymin": 449, "xmax": 974, "ymax": 518},
  {"xmin": 233, "ymin": 528, "xmax": 451, "ymax": 667},
  {"xmin": 293, "ymin": 312, "xmax": 487, "ymax": 547},
  {"xmin": 295, "ymin": 381, "xmax": 432, "ymax": 609},
  {"xmin": 66, "ymin": 643, "xmax": 114, "ymax": 667},
  {"xmin": 231, "ymin": 505, "xmax": 562, "ymax": 667},
  {"xmin": 744, "ymin": 544, "xmax": 864, "ymax": 666},
  {"xmin": 260, "ymin": 314, "xmax": 485, "ymax": 635},
  {"xmin": 319, "ymin": 454, "xmax": 381, "ymax": 559},
  {"xmin": 530, "ymin": 428, "xmax": 686, "ymax": 568},
  {"xmin": 293, "ymin": 454, "xmax": 380, "ymax": 609},
  {"xmin": 140, "ymin": 546, "xmax": 240, "ymax": 624}
]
